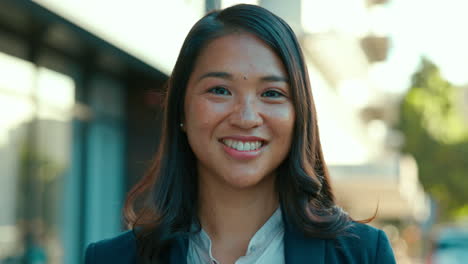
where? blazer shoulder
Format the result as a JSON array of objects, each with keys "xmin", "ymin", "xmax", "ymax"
[
  {"xmin": 85, "ymin": 230, "xmax": 137, "ymax": 264},
  {"xmin": 332, "ymin": 222, "xmax": 396, "ymax": 264}
]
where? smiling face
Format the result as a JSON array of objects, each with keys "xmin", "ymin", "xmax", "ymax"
[{"xmin": 183, "ymin": 33, "xmax": 295, "ymax": 190}]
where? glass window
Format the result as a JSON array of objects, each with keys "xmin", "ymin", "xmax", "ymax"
[{"xmin": 0, "ymin": 50, "xmax": 75, "ymax": 264}]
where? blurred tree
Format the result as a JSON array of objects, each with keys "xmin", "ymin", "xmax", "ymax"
[{"xmin": 398, "ymin": 58, "xmax": 468, "ymax": 221}]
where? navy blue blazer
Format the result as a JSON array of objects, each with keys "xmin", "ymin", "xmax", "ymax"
[{"xmin": 85, "ymin": 221, "xmax": 396, "ymax": 263}]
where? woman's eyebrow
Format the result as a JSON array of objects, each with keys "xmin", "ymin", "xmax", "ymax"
[
  {"xmin": 197, "ymin": 71, "xmax": 233, "ymax": 82},
  {"xmin": 197, "ymin": 72, "xmax": 288, "ymax": 83},
  {"xmin": 260, "ymin": 75, "xmax": 289, "ymax": 83}
]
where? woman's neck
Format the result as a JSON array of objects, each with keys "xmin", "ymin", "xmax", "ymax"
[{"xmin": 197, "ymin": 171, "xmax": 279, "ymax": 261}]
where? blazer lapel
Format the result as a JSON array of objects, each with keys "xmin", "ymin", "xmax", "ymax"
[{"xmin": 284, "ymin": 225, "xmax": 326, "ymax": 264}]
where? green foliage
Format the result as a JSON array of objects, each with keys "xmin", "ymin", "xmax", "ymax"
[{"xmin": 398, "ymin": 58, "xmax": 468, "ymax": 221}]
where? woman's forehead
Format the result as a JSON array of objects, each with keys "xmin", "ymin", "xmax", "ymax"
[{"xmin": 190, "ymin": 33, "xmax": 288, "ymax": 81}]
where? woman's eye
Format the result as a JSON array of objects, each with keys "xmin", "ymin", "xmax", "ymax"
[
  {"xmin": 208, "ymin": 86, "xmax": 231, "ymax": 96},
  {"xmin": 261, "ymin": 90, "xmax": 284, "ymax": 98}
]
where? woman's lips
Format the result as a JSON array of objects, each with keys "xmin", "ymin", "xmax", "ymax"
[
  {"xmin": 221, "ymin": 143, "xmax": 264, "ymax": 160},
  {"xmin": 219, "ymin": 137, "xmax": 267, "ymax": 160}
]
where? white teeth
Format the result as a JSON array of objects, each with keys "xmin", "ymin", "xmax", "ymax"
[
  {"xmin": 232, "ymin": 141, "xmax": 238, "ymax": 149},
  {"xmin": 238, "ymin": 142, "xmax": 244, "ymax": 151},
  {"xmin": 244, "ymin": 142, "xmax": 251, "ymax": 151},
  {"xmin": 222, "ymin": 139, "xmax": 264, "ymax": 151}
]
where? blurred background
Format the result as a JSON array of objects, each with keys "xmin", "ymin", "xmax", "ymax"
[{"xmin": 0, "ymin": 0, "xmax": 467, "ymax": 263}]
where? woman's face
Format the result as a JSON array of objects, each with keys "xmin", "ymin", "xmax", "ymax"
[{"xmin": 184, "ymin": 33, "xmax": 295, "ymax": 189}]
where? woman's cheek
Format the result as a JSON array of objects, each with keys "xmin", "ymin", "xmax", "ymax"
[
  {"xmin": 192, "ymin": 98, "xmax": 230, "ymax": 127},
  {"xmin": 264, "ymin": 103, "xmax": 295, "ymax": 122}
]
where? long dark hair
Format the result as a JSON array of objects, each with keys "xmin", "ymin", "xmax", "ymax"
[{"xmin": 124, "ymin": 4, "xmax": 354, "ymax": 261}]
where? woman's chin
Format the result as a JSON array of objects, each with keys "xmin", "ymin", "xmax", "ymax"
[{"xmin": 222, "ymin": 173, "xmax": 273, "ymax": 190}]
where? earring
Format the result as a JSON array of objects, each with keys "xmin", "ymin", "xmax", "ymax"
[{"xmin": 180, "ymin": 123, "xmax": 184, "ymax": 128}]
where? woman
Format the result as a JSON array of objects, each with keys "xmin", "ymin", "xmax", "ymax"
[{"xmin": 85, "ymin": 4, "xmax": 396, "ymax": 264}]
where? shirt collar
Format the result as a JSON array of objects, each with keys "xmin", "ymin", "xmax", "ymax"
[
  {"xmin": 189, "ymin": 207, "xmax": 284, "ymax": 262},
  {"xmin": 245, "ymin": 206, "xmax": 283, "ymax": 255}
]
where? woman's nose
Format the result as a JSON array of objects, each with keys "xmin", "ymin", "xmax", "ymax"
[{"xmin": 228, "ymin": 96, "xmax": 263, "ymax": 129}]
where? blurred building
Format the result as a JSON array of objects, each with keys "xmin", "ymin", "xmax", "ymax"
[
  {"xmin": 0, "ymin": 0, "xmax": 429, "ymax": 263},
  {"xmin": 0, "ymin": 0, "xmax": 205, "ymax": 263},
  {"xmin": 290, "ymin": 0, "xmax": 430, "ymax": 262},
  {"xmin": 260, "ymin": 0, "xmax": 430, "ymax": 225}
]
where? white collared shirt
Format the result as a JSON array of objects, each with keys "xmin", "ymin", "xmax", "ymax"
[{"xmin": 187, "ymin": 207, "xmax": 285, "ymax": 264}]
